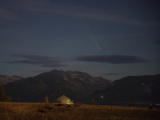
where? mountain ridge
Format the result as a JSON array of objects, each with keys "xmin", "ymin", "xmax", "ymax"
[
  {"xmin": 2, "ymin": 70, "xmax": 160, "ymax": 104},
  {"xmin": 4, "ymin": 70, "xmax": 110, "ymax": 102},
  {"xmin": 0, "ymin": 75, "xmax": 23, "ymax": 86}
]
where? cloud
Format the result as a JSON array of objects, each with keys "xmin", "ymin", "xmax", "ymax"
[
  {"xmin": 6, "ymin": 54, "xmax": 150, "ymax": 67},
  {"xmin": 6, "ymin": 54, "xmax": 66, "ymax": 67},
  {"xmin": 74, "ymin": 55, "xmax": 150, "ymax": 64},
  {"xmin": 100, "ymin": 73, "xmax": 123, "ymax": 76},
  {"xmin": 1, "ymin": 0, "xmax": 159, "ymax": 27},
  {"xmin": 30, "ymin": 4, "xmax": 160, "ymax": 27}
]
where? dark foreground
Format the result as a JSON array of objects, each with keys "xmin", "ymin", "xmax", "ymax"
[{"xmin": 0, "ymin": 102, "xmax": 160, "ymax": 120}]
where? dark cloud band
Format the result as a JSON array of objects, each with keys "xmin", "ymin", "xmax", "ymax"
[
  {"xmin": 6, "ymin": 54, "xmax": 150, "ymax": 68},
  {"xmin": 75, "ymin": 55, "xmax": 150, "ymax": 64},
  {"xmin": 7, "ymin": 54, "xmax": 66, "ymax": 67},
  {"xmin": 100, "ymin": 73, "xmax": 123, "ymax": 75}
]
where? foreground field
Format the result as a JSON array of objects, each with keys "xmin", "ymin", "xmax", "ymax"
[{"xmin": 0, "ymin": 102, "xmax": 160, "ymax": 120}]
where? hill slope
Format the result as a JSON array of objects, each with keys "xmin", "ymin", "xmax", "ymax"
[{"xmin": 94, "ymin": 74, "xmax": 160, "ymax": 104}]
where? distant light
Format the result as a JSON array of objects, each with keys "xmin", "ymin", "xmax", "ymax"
[{"xmin": 101, "ymin": 96, "xmax": 104, "ymax": 98}]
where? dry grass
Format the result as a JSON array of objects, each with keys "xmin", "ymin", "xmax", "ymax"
[{"xmin": 0, "ymin": 102, "xmax": 160, "ymax": 120}]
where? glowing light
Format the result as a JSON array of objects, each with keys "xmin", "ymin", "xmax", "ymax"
[{"xmin": 101, "ymin": 96, "xmax": 104, "ymax": 98}]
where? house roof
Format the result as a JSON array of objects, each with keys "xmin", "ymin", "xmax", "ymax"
[{"xmin": 57, "ymin": 95, "xmax": 71, "ymax": 101}]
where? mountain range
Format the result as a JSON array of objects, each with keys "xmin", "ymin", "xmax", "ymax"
[
  {"xmin": 2, "ymin": 70, "xmax": 160, "ymax": 104},
  {"xmin": 0, "ymin": 75, "xmax": 23, "ymax": 86},
  {"xmin": 3, "ymin": 70, "xmax": 110, "ymax": 103}
]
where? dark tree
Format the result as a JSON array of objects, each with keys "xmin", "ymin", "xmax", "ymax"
[
  {"xmin": 0, "ymin": 87, "xmax": 11, "ymax": 102},
  {"xmin": 91, "ymin": 98, "xmax": 96, "ymax": 105},
  {"xmin": 44, "ymin": 95, "xmax": 49, "ymax": 103}
]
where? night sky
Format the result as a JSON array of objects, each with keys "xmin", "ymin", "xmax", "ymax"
[{"xmin": 0, "ymin": 0, "xmax": 160, "ymax": 80}]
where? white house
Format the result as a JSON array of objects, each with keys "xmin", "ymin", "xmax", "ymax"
[{"xmin": 57, "ymin": 95, "xmax": 74, "ymax": 104}]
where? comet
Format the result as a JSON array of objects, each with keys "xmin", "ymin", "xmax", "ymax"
[{"xmin": 94, "ymin": 40, "xmax": 101, "ymax": 50}]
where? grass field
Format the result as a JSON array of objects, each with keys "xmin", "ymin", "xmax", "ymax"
[{"xmin": 0, "ymin": 102, "xmax": 160, "ymax": 120}]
